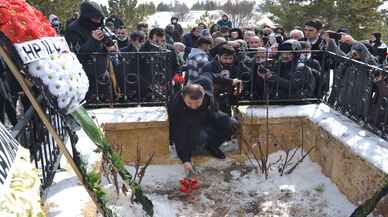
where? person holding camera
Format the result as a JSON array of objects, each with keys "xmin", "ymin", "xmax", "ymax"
[
  {"xmin": 201, "ymin": 44, "xmax": 244, "ymax": 115},
  {"xmin": 65, "ymin": 1, "xmax": 118, "ymax": 103},
  {"xmin": 257, "ymin": 40, "xmax": 315, "ymax": 99}
]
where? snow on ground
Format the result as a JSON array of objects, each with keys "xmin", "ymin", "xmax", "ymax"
[
  {"xmin": 45, "ymin": 104, "xmax": 387, "ymax": 217},
  {"xmin": 88, "ymin": 106, "xmax": 167, "ymax": 124},
  {"xmin": 238, "ymin": 104, "xmax": 388, "ymax": 174},
  {"xmin": 105, "ymin": 151, "xmax": 357, "ymax": 217}
]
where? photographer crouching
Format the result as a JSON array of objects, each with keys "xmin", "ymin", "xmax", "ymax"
[
  {"xmin": 65, "ymin": 1, "xmax": 119, "ymax": 103},
  {"xmin": 168, "ymin": 76, "xmax": 239, "ymax": 174}
]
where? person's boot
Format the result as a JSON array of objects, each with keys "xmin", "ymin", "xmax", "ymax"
[{"xmin": 206, "ymin": 145, "xmax": 226, "ymax": 159}]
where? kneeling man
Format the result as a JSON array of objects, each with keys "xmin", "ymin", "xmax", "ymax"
[{"xmin": 168, "ymin": 76, "xmax": 238, "ymax": 173}]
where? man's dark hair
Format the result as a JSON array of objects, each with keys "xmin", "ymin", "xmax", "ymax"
[
  {"xmin": 196, "ymin": 37, "xmax": 213, "ymax": 47},
  {"xmin": 171, "ymin": 16, "xmax": 179, "ymax": 22},
  {"xmin": 372, "ymin": 32, "xmax": 382, "ymax": 40},
  {"xmin": 218, "ymin": 44, "xmax": 235, "ymax": 56},
  {"xmin": 182, "ymin": 84, "xmax": 205, "ymax": 100},
  {"xmin": 304, "ymin": 19, "xmax": 323, "ymax": 30},
  {"xmin": 130, "ymin": 31, "xmax": 145, "ymax": 42},
  {"xmin": 136, "ymin": 22, "xmax": 148, "ymax": 30},
  {"xmin": 149, "ymin": 27, "xmax": 165, "ymax": 39}
]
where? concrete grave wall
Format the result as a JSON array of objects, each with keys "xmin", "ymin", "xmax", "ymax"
[
  {"xmin": 237, "ymin": 104, "xmax": 388, "ymax": 216},
  {"xmin": 96, "ymin": 104, "xmax": 388, "ymax": 216}
]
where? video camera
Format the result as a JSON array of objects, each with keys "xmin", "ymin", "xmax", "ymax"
[{"xmin": 100, "ymin": 25, "xmax": 117, "ymax": 47}]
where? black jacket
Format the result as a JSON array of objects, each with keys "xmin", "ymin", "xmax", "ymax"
[
  {"xmin": 168, "ymin": 93, "xmax": 216, "ymax": 162},
  {"xmin": 201, "ymin": 60, "xmax": 237, "ymax": 93},
  {"xmin": 172, "ymin": 23, "xmax": 183, "ymax": 42},
  {"xmin": 64, "ymin": 2, "xmax": 107, "ymax": 86},
  {"xmin": 270, "ymin": 60, "xmax": 315, "ymax": 99}
]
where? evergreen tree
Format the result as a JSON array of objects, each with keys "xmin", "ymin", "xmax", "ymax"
[
  {"xmin": 260, "ymin": 0, "xmax": 386, "ymax": 40},
  {"xmin": 156, "ymin": 3, "xmax": 172, "ymax": 11},
  {"xmin": 27, "ymin": 0, "xmax": 81, "ymax": 22},
  {"xmin": 107, "ymin": 0, "xmax": 155, "ymax": 30},
  {"xmin": 192, "ymin": 1, "xmax": 218, "ymax": 10}
]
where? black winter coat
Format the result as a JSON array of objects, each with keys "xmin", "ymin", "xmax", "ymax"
[
  {"xmin": 270, "ymin": 60, "xmax": 316, "ymax": 99},
  {"xmin": 64, "ymin": 2, "xmax": 108, "ymax": 88},
  {"xmin": 168, "ymin": 93, "xmax": 215, "ymax": 163}
]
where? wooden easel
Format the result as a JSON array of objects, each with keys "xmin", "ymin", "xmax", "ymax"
[{"xmin": 0, "ymin": 45, "xmax": 105, "ymax": 214}]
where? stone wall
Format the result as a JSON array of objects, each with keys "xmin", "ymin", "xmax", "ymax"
[{"xmin": 237, "ymin": 110, "xmax": 388, "ymax": 216}]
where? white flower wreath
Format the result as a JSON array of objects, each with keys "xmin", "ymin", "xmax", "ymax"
[{"xmin": 28, "ymin": 51, "xmax": 89, "ymax": 114}]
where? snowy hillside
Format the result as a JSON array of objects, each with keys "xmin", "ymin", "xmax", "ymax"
[{"xmin": 145, "ymin": 10, "xmax": 275, "ymax": 29}]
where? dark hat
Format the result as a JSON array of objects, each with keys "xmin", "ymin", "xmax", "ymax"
[
  {"xmin": 80, "ymin": 1, "xmax": 104, "ymax": 19},
  {"xmin": 189, "ymin": 75, "xmax": 214, "ymax": 97},
  {"xmin": 278, "ymin": 39, "xmax": 302, "ymax": 52},
  {"xmin": 337, "ymin": 27, "xmax": 350, "ymax": 34},
  {"xmin": 218, "ymin": 44, "xmax": 235, "ymax": 56},
  {"xmin": 304, "ymin": 19, "xmax": 323, "ymax": 30}
]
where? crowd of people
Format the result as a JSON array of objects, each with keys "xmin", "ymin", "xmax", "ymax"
[
  {"xmin": 50, "ymin": 2, "xmax": 387, "ymax": 105},
  {"xmin": 1, "ymin": 1, "xmax": 388, "ymax": 173}
]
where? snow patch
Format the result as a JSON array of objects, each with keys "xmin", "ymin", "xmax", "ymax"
[{"xmin": 238, "ymin": 104, "xmax": 388, "ymax": 174}]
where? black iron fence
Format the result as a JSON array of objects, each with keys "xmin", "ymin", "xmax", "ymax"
[
  {"xmin": 76, "ymin": 49, "xmax": 387, "ymax": 139},
  {"xmin": 80, "ymin": 50, "xmax": 326, "ymax": 108},
  {"xmin": 324, "ymin": 51, "xmax": 388, "ymax": 139},
  {"xmin": 11, "ymin": 96, "xmax": 75, "ymax": 190},
  {"xmin": 77, "ymin": 50, "xmax": 175, "ymax": 108},
  {"xmin": 0, "ymin": 48, "xmax": 387, "ymax": 193}
]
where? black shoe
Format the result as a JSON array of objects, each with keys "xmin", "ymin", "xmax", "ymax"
[{"xmin": 206, "ymin": 145, "xmax": 226, "ymax": 159}]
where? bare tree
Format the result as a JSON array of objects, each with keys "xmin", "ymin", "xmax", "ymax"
[
  {"xmin": 172, "ymin": 1, "xmax": 190, "ymax": 22},
  {"xmin": 222, "ymin": 0, "xmax": 255, "ymax": 28}
]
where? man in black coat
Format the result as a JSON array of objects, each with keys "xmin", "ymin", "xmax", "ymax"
[
  {"xmin": 301, "ymin": 19, "xmax": 324, "ymax": 63},
  {"xmin": 117, "ymin": 32, "xmax": 146, "ymax": 101},
  {"xmin": 65, "ymin": 1, "xmax": 118, "ymax": 103},
  {"xmin": 168, "ymin": 76, "xmax": 238, "ymax": 174},
  {"xmin": 139, "ymin": 28, "xmax": 178, "ymax": 100},
  {"xmin": 262, "ymin": 40, "xmax": 315, "ymax": 99},
  {"xmin": 170, "ymin": 17, "xmax": 184, "ymax": 42},
  {"xmin": 201, "ymin": 44, "xmax": 243, "ymax": 115}
]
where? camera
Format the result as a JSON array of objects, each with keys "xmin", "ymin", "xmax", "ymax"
[
  {"xmin": 256, "ymin": 59, "xmax": 274, "ymax": 74},
  {"xmin": 100, "ymin": 26, "xmax": 117, "ymax": 47},
  {"xmin": 326, "ymin": 31, "xmax": 342, "ymax": 41}
]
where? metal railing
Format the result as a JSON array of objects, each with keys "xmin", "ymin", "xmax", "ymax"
[
  {"xmin": 11, "ymin": 96, "xmax": 76, "ymax": 190},
  {"xmin": 1, "ymin": 48, "xmax": 387, "ymax": 193},
  {"xmin": 324, "ymin": 51, "xmax": 388, "ymax": 139},
  {"xmin": 77, "ymin": 51, "xmax": 175, "ymax": 108}
]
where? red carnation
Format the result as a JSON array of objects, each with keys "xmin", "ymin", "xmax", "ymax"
[
  {"xmin": 0, "ymin": 0, "xmax": 57, "ymax": 43},
  {"xmin": 0, "ymin": 1, "xmax": 10, "ymax": 8},
  {"xmin": 173, "ymin": 73, "xmax": 185, "ymax": 85},
  {"xmin": 0, "ymin": 7, "xmax": 10, "ymax": 25}
]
